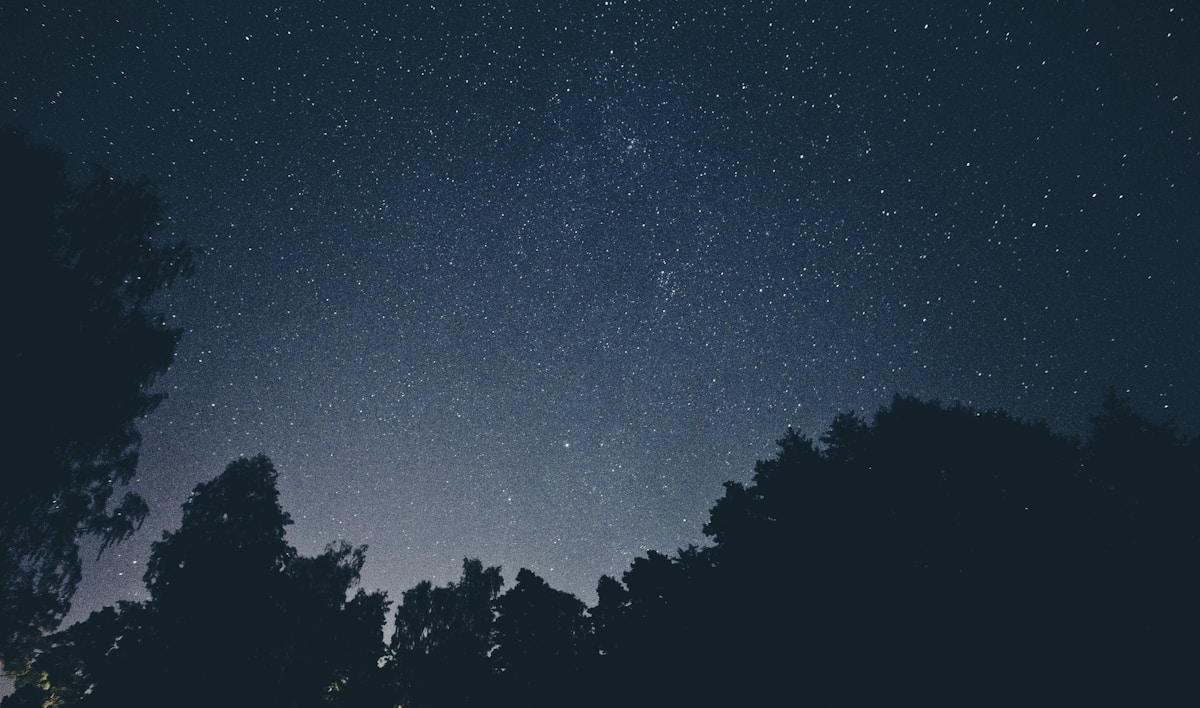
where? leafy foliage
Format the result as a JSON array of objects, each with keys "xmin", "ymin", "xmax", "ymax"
[
  {"xmin": 588, "ymin": 394, "xmax": 1198, "ymax": 705},
  {"xmin": 492, "ymin": 568, "xmax": 587, "ymax": 706},
  {"xmin": 4, "ymin": 394, "xmax": 1195, "ymax": 706},
  {"xmin": 385, "ymin": 558, "xmax": 503, "ymax": 708},
  {"xmin": 4, "ymin": 457, "xmax": 389, "ymax": 708},
  {"xmin": 1, "ymin": 129, "xmax": 195, "ymax": 666}
]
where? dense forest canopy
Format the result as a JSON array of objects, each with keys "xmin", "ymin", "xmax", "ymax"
[{"xmin": 4, "ymin": 393, "xmax": 1196, "ymax": 706}]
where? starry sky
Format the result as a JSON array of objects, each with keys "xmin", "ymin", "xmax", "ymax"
[{"xmin": 3, "ymin": 1, "xmax": 1197, "ymax": 616}]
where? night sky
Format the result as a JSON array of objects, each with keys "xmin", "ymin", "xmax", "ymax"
[{"xmin": 3, "ymin": 1, "xmax": 1197, "ymax": 617}]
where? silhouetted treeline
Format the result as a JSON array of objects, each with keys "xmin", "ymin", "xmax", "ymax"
[
  {"xmin": 3, "ymin": 456, "xmax": 389, "ymax": 708},
  {"xmin": 1, "ymin": 129, "xmax": 195, "ymax": 668},
  {"xmin": 5, "ymin": 392, "xmax": 1195, "ymax": 706}
]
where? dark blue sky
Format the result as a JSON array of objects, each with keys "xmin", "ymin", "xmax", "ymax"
[{"xmin": 3, "ymin": 0, "xmax": 1197, "ymax": 613}]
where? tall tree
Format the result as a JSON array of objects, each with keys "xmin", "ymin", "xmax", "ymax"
[
  {"xmin": 144, "ymin": 455, "xmax": 294, "ymax": 613},
  {"xmin": 0, "ymin": 129, "xmax": 195, "ymax": 667},
  {"xmin": 4, "ymin": 456, "xmax": 391, "ymax": 707},
  {"xmin": 386, "ymin": 558, "xmax": 502, "ymax": 708},
  {"xmin": 278, "ymin": 541, "xmax": 392, "ymax": 707},
  {"xmin": 491, "ymin": 568, "xmax": 587, "ymax": 707},
  {"xmin": 139, "ymin": 455, "xmax": 296, "ymax": 706}
]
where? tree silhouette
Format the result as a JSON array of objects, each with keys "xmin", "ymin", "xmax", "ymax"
[
  {"xmin": 4, "ymin": 393, "xmax": 1193, "ymax": 706},
  {"xmin": 1078, "ymin": 389, "xmax": 1200, "ymax": 692},
  {"xmin": 0, "ymin": 601, "xmax": 150, "ymax": 708},
  {"xmin": 385, "ymin": 558, "xmax": 503, "ymax": 708},
  {"xmin": 586, "ymin": 573, "xmax": 628, "ymax": 657},
  {"xmin": 0, "ymin": 129, "xmax": 195, "ymax": 667},
  {"xmin": 279, "ymin": 541, "xmax": 392, "ymax": 707},
  {"xmin": 137, "ymin": 455, "xmax": 297, "ymax": 705},
  {"xmin": 3, "ymin": 456, "xmax": 390, "ymax": 707},
  {"xmin": 491, "ymin": 568, "xmax": 587, "ymax": 707},
  {"xmin": 585, "ymin": 393, "xmax": 1196, "ymax": 705}
]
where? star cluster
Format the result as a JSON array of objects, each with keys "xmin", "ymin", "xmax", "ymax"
[{"xmin": 3, "ymin": 1, "xmax": 1196, "ymax": 611}]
